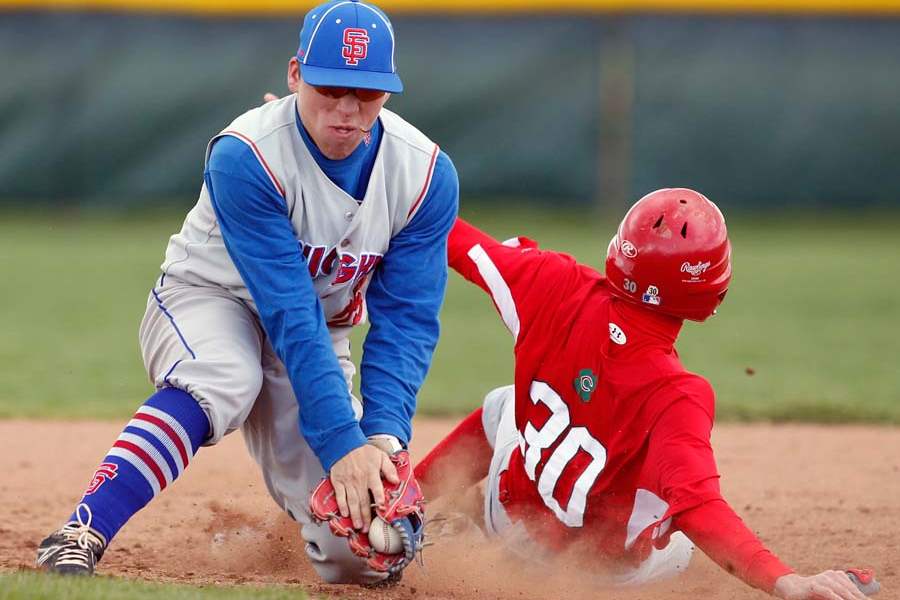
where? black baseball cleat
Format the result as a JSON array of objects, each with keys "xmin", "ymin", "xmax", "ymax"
[{"xmin": 35, "ymin": 504, "xmax": 107, "ymax": 576}]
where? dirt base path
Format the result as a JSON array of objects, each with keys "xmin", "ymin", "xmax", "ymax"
[{"xmin": 2, "ymin": 419, "xmax": 897, "ymax": 599}]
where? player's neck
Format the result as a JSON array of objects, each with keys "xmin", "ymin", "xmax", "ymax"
[{"xmin": 610, "ymin": 298, "xmax": 683, "ymax": 346}]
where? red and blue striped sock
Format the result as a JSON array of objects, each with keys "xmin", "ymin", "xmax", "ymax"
[{"xmin": 67, "ymin": 387, "xmax": 210, "ymax": 543}]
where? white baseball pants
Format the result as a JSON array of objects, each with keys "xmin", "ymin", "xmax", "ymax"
[{"xmin": 139, "ymin": 275, "xmax": 386, "ymax": 584}]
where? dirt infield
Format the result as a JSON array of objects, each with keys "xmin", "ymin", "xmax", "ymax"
[{"xmin": 2, "ymin": 419, "xmax": 897, "ymax": 599}]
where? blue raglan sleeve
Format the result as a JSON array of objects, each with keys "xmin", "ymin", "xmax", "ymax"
[
  {"xmin": 360, "ymin": 151, "xmax": 460, "ymax": 443},
  {"xmin": 205, "ymin": 135, "xmax": 367, "ymax": 471}
]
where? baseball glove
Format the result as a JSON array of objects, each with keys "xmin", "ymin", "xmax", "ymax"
[{"xmin": 309, "ymin": 450, "xmax": 425, "ymax": 574}]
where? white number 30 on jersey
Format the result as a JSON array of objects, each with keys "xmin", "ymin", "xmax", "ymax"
[{"xmin": 520, "ymin": 381, "xmax": 607, "ymax": 527}]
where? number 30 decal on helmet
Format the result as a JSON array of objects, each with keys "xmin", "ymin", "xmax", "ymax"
[{"xmin": 605, "ymin": 188, "xmax": 733, "ymax": 322}]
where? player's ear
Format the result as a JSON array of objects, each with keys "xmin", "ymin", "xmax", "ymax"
[{"xmin": 287, "ymin": 57, "xmax": 301, "ymax": 94}]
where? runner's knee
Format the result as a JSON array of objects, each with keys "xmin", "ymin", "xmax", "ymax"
[{"xmin": 482, "ymin": 385, "xmax": 515, "ymax": 448}]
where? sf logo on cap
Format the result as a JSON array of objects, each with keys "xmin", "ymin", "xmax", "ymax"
[{"xmin": 342, "ymin": 28, "xmax": 370, "ymax": 65}]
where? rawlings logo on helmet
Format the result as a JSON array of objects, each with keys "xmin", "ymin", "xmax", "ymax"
[
  {"xmin": 681, "ymin": 261, "xmax": 711, "ymax": 277},
  {"xmin": 621, "ymin": 240, "xmax": 638, "ymax": 258}
]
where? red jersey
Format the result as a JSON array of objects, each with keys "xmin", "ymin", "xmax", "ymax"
[
  {"xmin": 446, "ymin": 219, "xmax": 791, "ymax": 592},
  {"xmin": 449, "ymin": 218, "xmax": 721, "ymax": 564}
]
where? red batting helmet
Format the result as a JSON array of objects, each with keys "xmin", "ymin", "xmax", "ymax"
[{"xmin": 605, "ymin": 188, "xmax": 732, "ymax": 322}]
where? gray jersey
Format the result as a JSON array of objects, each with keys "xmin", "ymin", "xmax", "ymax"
[
  {"xmin": 139, "ymin": 96, "xmax": 442, "ymax": 586},
  {"xmin": 161, "ymin": 95, "xmax": 439, "ymax": 336}
]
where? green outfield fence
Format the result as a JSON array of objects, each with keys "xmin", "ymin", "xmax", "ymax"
[{"xmin": 0, "ymin": 3, "xmax": 899, "ymax": 210}]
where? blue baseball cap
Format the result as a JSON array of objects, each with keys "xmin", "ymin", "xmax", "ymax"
[{"xmin": 297, "ymin": 0, "xmax": 403, "ymax": 94}]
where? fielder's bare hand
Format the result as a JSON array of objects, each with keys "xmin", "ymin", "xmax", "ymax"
[
  {"xmin": 774, "ymin": 571, "xmax": 870, "ymax": 600},
  {"xmin": 329, "ymin": 444, "xmax": 399, "ymax": 532}
]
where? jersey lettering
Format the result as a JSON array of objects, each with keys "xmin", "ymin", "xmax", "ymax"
[
  {"xmin": 320, "ymin": 247, "xmax": 340, "ymax": 276},
  {"xmin": 304, "ymin": 245, "xmax": 327, "ymax": 277},
  {"xmin": 326, "ymin": 253, "xmax": 383, "ymax": 327},
  {"xmin": 300, "ymin": 240, "xmax": 382, "ymax": 285},
  {"xmin": 520, "ymin": 381, "xmax": 608, "ymax": 527},
  {"xmin": 332, "ymin": 252, "xmax": 383, "ymax": 285},
  {"xmin": 356, "ymin": 253, "xmax": 382, "ymax": 280},
  {"xmin": 328, "ymin": 289, "xmax": 365, "ymax": 327},
  {"xmin": 521, "ymin": 381, "xmax": 569, "ymax": 480},
  {"xmin": 333, "ymin": 254, "xmax": 358, "ymax": 284}
]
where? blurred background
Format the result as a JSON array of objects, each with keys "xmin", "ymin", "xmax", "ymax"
[{"xmin": 1, "ymin": 0, "xmax": 898, "ymax": 423}]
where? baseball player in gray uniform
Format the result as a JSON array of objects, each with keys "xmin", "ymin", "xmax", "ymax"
[{"xmin": 36, "ymin": 0, "xmax": 458, "ymax": 585}]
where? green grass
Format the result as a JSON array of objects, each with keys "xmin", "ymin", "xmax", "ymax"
[
  {"xmin": 0, "ymin": 571, "xmax": 308, "ymax": 599},
  {"xmin": 1, "ymin": 206, "xmax": 898, "ymax": 423}
]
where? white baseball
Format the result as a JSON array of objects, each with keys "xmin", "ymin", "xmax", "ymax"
[{"xmin": 368, "ymin": 516, "xmax": 403, "ymax": 554}]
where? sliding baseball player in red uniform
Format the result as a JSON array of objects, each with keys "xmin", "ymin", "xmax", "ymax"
[{"xmin": 415, "ymin": 189, "xmax": 880, "ymax": 599}]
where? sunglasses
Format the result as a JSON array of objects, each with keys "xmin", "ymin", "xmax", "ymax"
[{"xmin": 313, "ymin": 86, "xmax": 386, "ymax": 102}]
